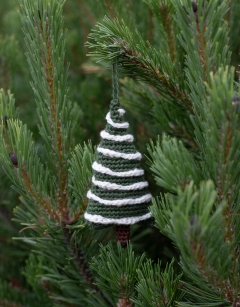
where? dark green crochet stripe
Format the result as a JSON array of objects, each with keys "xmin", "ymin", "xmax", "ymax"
[
  {"xmin": 86, "ymin": 200, "xmax": 151, "ymax": 218},
  {"xmin": 100, "ymin": 140, "xmax": 136, "ymax": 153},
  {"xmin": 91, "ymin": 186, "xmax": 149, "ymax": 200},
  {"xmin": 105, "ymin": 124, "xmax": 128, "ymax": 136},
  {"xmin": 96, "ymin": 154, "xmax": 140, "ymax": 172},
  {"xmin": 94, "ymin": 173, "xmax": 146, "ymax": 185},
  {"xmin": 87, "ymin": 219, "xmax": 153, "ymax": 229}
]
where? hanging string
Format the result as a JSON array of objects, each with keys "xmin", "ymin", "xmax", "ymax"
[{"xmin": 112, "ymin": 58, "xmax": 119, "ymax": 102}]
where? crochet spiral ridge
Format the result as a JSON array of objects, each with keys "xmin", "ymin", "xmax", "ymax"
[{"xmin": 84, "ymin": 99, "xmax": 152, "ymax": 227}]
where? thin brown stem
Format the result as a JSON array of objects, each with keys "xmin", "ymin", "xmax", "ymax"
[
  {"xmin": 148, "ymin": 9, "xmax": 154, "ymax": 43},
  {"xmin": 193, "ymin": 8, "xmax": 209, "ymax": 83},
  {"xmin": 21, "ymin": 165, "xmax": 59, "ymax": 221},
  {"xmin": 118, "ymin": 40, "xmax": 192, "ymax": 110},
  {"xmin": 170, "ymin": 122, "xmax": 199, "ymax": 150},
  {"xmin": 76, "ymin": 0, "xmax": 95, "ymax": 26},
  {"xmin": 190, "ymin": 238, "xmax": 236, "ymax": 304},
  {"xmin": 104, "ymin": 0, "xmax": 117, "ymax": 18},
  {"xmin": 194, "ymin": 117, "xmax": 239, "ymax": 304},
  {"xmin": 217, "ymin": 118, "xmax": 234, "ymax": 243},
  {"xmin": 160, "ymin": 3, "xmax": 176, "ymax": 62},
  {"xmin": 2, "ymin": 119, "xmax": 58, "ymax": 222},
  {"xmin": 36, "ymin": 14, "xmax": 69, "ymax": 222}
]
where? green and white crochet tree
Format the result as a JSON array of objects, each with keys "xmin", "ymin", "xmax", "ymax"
[{"xmin": 84, "ymin": 63, "xmax": 152, "ymax": 244}]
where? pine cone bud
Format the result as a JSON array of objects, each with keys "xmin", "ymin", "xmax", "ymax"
[
  {"xmin": 192, "ymin": 1, "xmax": 198, "ymax": 13},
  {"xmin": 9, "ymin": 152, "xmax": 18, "ymax": 167}
]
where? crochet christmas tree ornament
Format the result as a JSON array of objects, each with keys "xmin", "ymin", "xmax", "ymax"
[{"xmin": 84, "ymin": 62, "xmax": 152, "ymax": 247}]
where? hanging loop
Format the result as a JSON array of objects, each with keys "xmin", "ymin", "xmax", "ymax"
[{"xmin": 112, "ymin": 57, "xmax": 119, "ymax": 102}]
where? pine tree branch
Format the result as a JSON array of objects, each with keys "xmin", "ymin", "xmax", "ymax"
[
  {"xmin": 216, "ymin": 116, "xmax": 240, "ymax": 305},
  {"xmin": 159, "ymin": 2, "xmax": 175, "ymax": 62},
  {"xmin": 147, "ymin": 9, "xmax": 154, "ymax": 43},
  {"xmin": 104, "ymin": 0, "xmax": 118, "ymax": 18},
  {"xmin": 117, "ymin": 39, "xmax": 191, "ymax": 109},
  {"xmin": 21, "ymin": 166, "xmax": 58, "ymax": 222},
  {"xmin": 64, "ymin": 227, "xmax": 94, "ymax": 286},
  {"xmin": 173, "ymin": 0, "xmax": 230, "ymax": 102},
  {"xmin": 63, "ymin": 227, "xmax": 112, "ymax": 306},
  {"xmin": 76, "ymin": 0, "xmax": 96, "ymax": 27},
  {"xmin": 1, "ymin": 116, "xmax": 58, "ymax": 222},
  {"xmin": 35, "ymin": 10, "xmax": 68, "ymax": 222},
  {"xmin": 169, "ymin": 123, "xmax": 199, "ymax": 150},
  {"xmin": 87, "ymin": 17, "xmax": 193, "ymax": 111},
  {"xmin": 190, "ymin": 237, "xmax": 238, "ymax": 305},
  {"xmin": 192, "ymin": 3, "xmax": 209, "ymax": 84},
  {"xmin": 217, "ymin": 118, "xmax": 233, "ymax": 241}
]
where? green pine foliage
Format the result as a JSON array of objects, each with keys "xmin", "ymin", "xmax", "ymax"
[{"xmin": 1, "ymin": 0, "xmax": 240, "ymax": 306}]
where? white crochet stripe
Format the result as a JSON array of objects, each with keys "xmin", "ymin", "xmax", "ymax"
[
  {"xmin": 118, "ymin": 108, "xmax": 125, "ymax": 115},
  {"xmin": 97, "ymin": 147, "xmax": 142, "ymax": 160},
  {"xmin": 84, "ymin": 211, "xmax": 152, "ymax": 225},
  {"xmin": 100, "ymin": 130, "xmax": 134, "ymax": 142},
  {"xmin": 92, "ymin": 176, "xmax": 148, "ymax": 190},
  {"xmin": 92, "ymin": 162, "xmax": 144, "ymax": 177},
  {"xmin": 106, "ymin": 112, "xmax": 129, "ymax": 129},
  {"xmin": 87, "ymin": 190, "xmax": 152, "ymax": 206}
]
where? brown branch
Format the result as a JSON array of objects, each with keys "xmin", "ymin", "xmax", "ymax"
[
  {"xmin": 193, "ymin": 5, "xmax": 209, "ymax": 83},
  {"xmin": 36, "ymin": 14, "xmax": 69, "ymax": 222},
  {"xmin": 160, "ymin": 3, "xmax": 176, "ymax": 62},
  {"xmin": 147, "ymin": 9, "xmax": 154, "ymax": 44},
  {"xmin": 118, "ymin": 41, "xmax": 192, "ymax": 110},
  {"xmin": 76, "ymin": 0, "xmax": 95, "ymax": 26},
  {"xmin": 192, "ymin": 117, "xmax": 239, "ymax": 305},
  {"xmin": 21, "ymin": 165, "xmax": 59, "ymax": 222},
  {"xmin": 104, "ymin": 0, "xmax": 118, "ymax": 18},
  {"xmin": 2, "ymin": 117, "xmax": 59, "ymax": 222},
  {"xmin": 216, "ymin": 119, "xmax": 240, "ymax": 305},
  {"xmin": 190, "ymin": 238, "xmax": 236, "ymax": 304},
  {"xmin": 169, "ymin": 122, "xmax": 199, "ymax": 150},
  {"xmin": 0, "ymin": 57, "xmax": 9, "ymax": 91},
  {"xmin": 116, "ymin": 275, "xmax": 134, "ymax": 307},
  {"xmin": 217, "ymin": 118, "xmax": 234, "ymax": 243}
]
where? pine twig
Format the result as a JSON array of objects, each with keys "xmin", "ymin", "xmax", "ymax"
[
  {"xmin": 2, "ymin": 122, "xmax": 58, "ymax": 222},
  {"xmin": 35, "ymin": 9, "xmax": 69, "ymax": 222},
  {"xmin": 117, "ymin": 39, "xmax": 192, "ymax": 110},
  {"xmin": 104, "ymin": 0, "xmax": 118, "ymax": 18},
  {"xmin": 159, "ymin": 3, "xmax": 175, "ymax": 62},
  {"xmin": 192, "ymin": 2, "xmax": 209, "ymax": 84}
]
